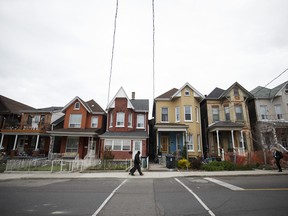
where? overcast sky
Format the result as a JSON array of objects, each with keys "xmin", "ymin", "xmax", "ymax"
[{"xmin": 0, "ymin": 0, "xmax": 288, "ymax": 115}]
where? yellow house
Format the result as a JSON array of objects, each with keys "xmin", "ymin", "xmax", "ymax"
[
  {"xmin": 200, "ymin": 82, "xmax": 254, "ymax": 159},
  {"xmin": 153, "ymin": 83, "xmax": 204, "ymax": 160}
]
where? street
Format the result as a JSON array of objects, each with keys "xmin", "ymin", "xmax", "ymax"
[{"xmin": 0, "ymin": 176, "xmax": 287, "ymax": 216}]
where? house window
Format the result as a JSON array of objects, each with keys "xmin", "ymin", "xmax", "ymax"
[
  {"xmin": 161, "ymin": 107, "xmax": 168, "ymax": 122},
  {"xmin": 235, "ymin": 105, "xmax": 243, "ymax": 121},
  {"xmin": 109, "ymin": 113, "xmax": 113, "ymax": 127},
  {"xmin": 69, "ymin": 114, "xmax": 82, "ymax": 128},
  {"xmin": 195, "ymin": 107, "xmax": 199, "ymax": 122},
  {"xmin": 234, "ymin": 87, "xmax": 239, "ymax": 96},
  {"xmin": 274, "ymin": 104, "xmax": 283, "ymax": 119},
  {"xmin": 187, "ymin": 134, "xmax": 194, "ymax": 151},
  {"xmin": 74, "ymin": 102, "xmax": 80, "ymax": 110},
  {"xmin": 137, "ymin": 114, "xmax": 144, "ymax": 128},
  {"xmin": 212, "ymin": 106, "xmax": 219, "ymax": 122},
  {"xmin": 224, "ymin": 106, "xmax": 230, "ymax": 121},
  {"xmin": 128, "ymin": 113, "xmax": 133, "ymax": 127},
  {"xmin": 197, "ymin": 135, "xmax": 201, "ymax": 152},
  {"xmin": 260, "ymin": 105, "xmax": 268, "ymax": 120},
  {"xmin": 175, "ymin": 107, "xmax": 180, "ymax": 122},
  {"xmin": 116, "ymin": 112, "xmax": 125, "ymax": 127},
  {"xmin": 91, "ymin": 116, "xmax": 98, "ymax": 128},
  {"xmin": 184, "ymin": 106, "xmax": 192, "ymax": 121},
  {"xmin": 104, "ymin": 139, "xmax": 131, "ymax": 151},
  {"xmin": 185, "ymin": 89, "xmax": 190, "ymax": 96},
  {"xmin": 66, "ymin": 137, "xmax": 79, "ymax": 152}
]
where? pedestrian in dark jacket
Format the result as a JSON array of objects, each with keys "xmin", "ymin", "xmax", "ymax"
[
  {"xmin": 130, "ymin": 151, "xmax": 143, "ymax": 176},
  {"xmin": 274, "ymin": 150, "xmax": 283, "ymax": 172}
]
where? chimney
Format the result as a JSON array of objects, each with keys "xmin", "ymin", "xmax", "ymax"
[{"xmin": 132, "ymin": 92, "xmax": 135, "ymax": 100}]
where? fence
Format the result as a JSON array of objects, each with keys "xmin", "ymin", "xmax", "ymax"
[{"xmin": 5, "ymin": 158, "xmax": 132, "ymax": 172}]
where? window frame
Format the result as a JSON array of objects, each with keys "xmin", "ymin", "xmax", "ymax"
[
  {"xmin": 66, "ymin": 137, "xmax": 79, "ymax": 153},
  {"xmin": 260, "ymin": 105, "xmax": 268, "ymax": 120},
  {"xmin": 187, "ymin": 134, "xmax": 194, "ymax": 152},
  {"xmin": 91, "ymin": 116, "xmax": 98, "ymax": 128},
  {"xmin": 274, "ymin": 104, "xmax": 283, "ymax": 119},
  {"xmin": 116, "ymin": 112, "xmax": 125, "ymax": 127},
  {"xmin": 161, "ymin": 107, "xmax": 169, "ymax": 122},
  {"xmin": 184, "ymin": 106, "xmax": 192, "ymax": 122},
  {"xmin": 69, "ymin": 114, "xmax": 82, "ymax": 128},
  {"xmin": 224, "ymin": 106, "xmax": 230, "ymax": 121},
  {"xmin": 74, "ymin": 102, "xmax": 80, "ymax": 110},
  {"xmin": 175, "ymin": 107, "xmax": 180, "ymax": 122},
  {"xmin": 104, "ymin": 139, "xmax": 131, "ymax": 151},
  {"xmin": 235, "ymin": 104, "xmax": 244, "ymax": 121},
  {"xmin": 137, "ymin": 114, "xmax": 145, "ymax": 128},
  {"xmin": 212, "ymin": 106, "xmax": 220, "ymax": 122}
]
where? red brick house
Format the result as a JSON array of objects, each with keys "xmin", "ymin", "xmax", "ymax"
[
  {"xmin": 48, "ymin": 96, "xmax": 106, "ymax": 159},
  {"xmin": 99, "ymin": 87, "xmax": 149, "ymax": 160}
]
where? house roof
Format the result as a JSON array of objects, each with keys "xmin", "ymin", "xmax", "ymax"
[
  {"xmin": 47, "ymin": 128, "xmax": 102, "ymax": 137},
  {"xmin": 0, "ymin": 95, "xmax": 35, "ymax": 115},
  {"xmin": 250, "ymin": 81, "xmax": 288, "ymax": 99},
  {"xmin": 206, "ymin": 82, "xmax": 253, "ymax": 99},
  {"xmin": 155, "ymin": 82, "xmax": 204, "ymax": 101},
  {"xmin": 208, "ymin": 121, "xmax": 244, "ymax": 131},
  {"xmin": 62, "ymin": 96, "xmax": 105, "ymax": 114},
  {"xmin": 107, "ymin": 87, "xmax": 149, "ymax": 112},
  {"xmin": 99, "ymin": 131, "xmax": 149, "ymax": 139}
]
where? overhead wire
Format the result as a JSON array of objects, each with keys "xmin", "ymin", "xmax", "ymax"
[
  {"xmin": 152, "ymin": 0, "xmax": 155, "ymax": 100},
  {"xmin": 107, "ymin": 0, "xmax": 119, "ymax": 106}
]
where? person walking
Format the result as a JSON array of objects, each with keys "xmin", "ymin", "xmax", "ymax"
[
  {"xmin": 130, "ymin": 151, "xmax": 144, "ymax": 176},
  {"xmin": 274, "ymin": 149, "xmax": 283, "ymax": 172}
]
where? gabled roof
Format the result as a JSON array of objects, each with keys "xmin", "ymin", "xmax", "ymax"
[
  {"xmin": 106, "ymin": 87, "xmax": 149, "ymax": 112},
  {"xmin": 62, "ymin": 96, "xmax": 105, "ymax": 114},
  {"xmin": 251, "ymin": 81, "xmax": 288, "ymax": 99},
  {"xmin": 0, "ymin": 95, "xmax": 35, "ymax": 114},
  {"xmin": 155, "ymin": 82, "xmax": 204, "ymax": 101},
  {"xmin": 106, "ymin": 87, "xmax": 134, "ymax": 110},
  {"xmin": 207, "ymin": 82, "xmax": 253, "ymax": 99}
]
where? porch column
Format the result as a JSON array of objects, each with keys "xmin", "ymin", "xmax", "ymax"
[
  {"xmin": 34, "ymin": 135, "xmax": 40, "ymax": 150},
  {"xmin": 13, "ymin": 134, "xmax": 18, "ymax": 150},
  {"xmin": 0, "ymin": 134, "xmax": 4, "ymax": 149},
  {"xmin": 231, "ymin": 130, "xmax": 236, "ymax": 154},
  {"xmin": 48, "ymin": 136, "xmax": 55, "ymax": 160},
  {"xmin": 156, "ymin": 130, "xmax": 159, "ymax": 155},
  {"xmin": 241, "ymin": 130, "xmax": 245, "ymax": 154},
  {"xmin": 216, "ymin": 130, "xmax": 220, "ymax": 157}
]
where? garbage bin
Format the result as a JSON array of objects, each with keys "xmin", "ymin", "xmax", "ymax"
[
  {"xmin": 141, "ymin": 156, "xmax": 148, "ymax": 169},
  {"xmin": 166, "ymin": 154, "xmax": 175, "ymax": 169}
]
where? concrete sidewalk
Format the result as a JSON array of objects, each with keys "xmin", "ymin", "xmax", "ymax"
[{"xmin": 0, "ymin": 169, "xmax": 287, "ymax": 181}]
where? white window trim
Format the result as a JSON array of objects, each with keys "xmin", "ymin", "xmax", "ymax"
[
  {"xmin": 175, "ymin": 107, "xmax": 180, "ymax": 122},
  {"xmin": 74, "ymin": 102, "xmax": 80, "ymax": 110},
  {"xmin": 116, "ymin": 112, "xmax": 125, "ymax": 127},
  {"xmin": 161, "ymin": 107, "xmax": 169, "ymax": 123},
  {"xmin": 197, "ymin": 135, "xmax": 201, "ymax": 152},
  {"xmin": 109, "ymin": 113, "xmax": 113, "ymax": 128},
  {"xmin": 137, "ymin": 114, "xmax": 145, "ymax": 129},
  {"xmin": 128, "ymin": 113, "xmax": 133, "ymax": 128},
  {"xmin": 195, "ymin": 107, "xmax": 199, "ymax": 123},
  {"xmin": 69, "ymin": 114, "xmax": 82, "ymax": 128},
  {"xmin": 187, "ymin": 134, "xmax": 194, "ymax": 152},
  {"xmin": 104, "ymin": 139, "xmax": 131, "ymax": 151},
  {"xmin": 184, "ymin": 106, "xmax": 193, "ymax": 122},
  {"xmin": 91, "ymin": 116, "xmax": 98, "ymax": 128}
]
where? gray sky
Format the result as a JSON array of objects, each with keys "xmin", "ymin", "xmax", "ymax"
[{"xmin": 0, "ymin": 0, "xmax": 288, "ymax": 115}]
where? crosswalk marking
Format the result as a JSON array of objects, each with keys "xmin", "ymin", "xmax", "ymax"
[{"xmin": 204, "ymin": 177, "xmax": 244, "ymax": 191}]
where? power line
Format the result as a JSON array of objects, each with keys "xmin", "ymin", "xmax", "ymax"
[
  {"xmin": 107, "ymin": 0, "xmax": 119, "ymax": 106},
  {"xmin": 152, "ymin": 0, "xmax": 155, "ymax": 100}
]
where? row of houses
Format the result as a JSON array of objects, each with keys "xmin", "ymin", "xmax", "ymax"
[{"xmin": 0, "ymin": 81, "xmax": 288, "ymax": 163}]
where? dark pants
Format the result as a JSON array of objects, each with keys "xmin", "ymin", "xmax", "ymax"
[
  {"xmin": 130, "ymin": 163, "xmax": 143, "ymax": 175},
  {"xmin": 276, "ymin": 159, "xmax": 282, "ymax": 171}
]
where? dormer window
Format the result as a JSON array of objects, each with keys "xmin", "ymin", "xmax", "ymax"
[
  {"xmin": 74, "ymin": 102, "xmax": 80, "ymax": 110},
  {"xmin": 116, "ymin": 112, "xmax": 125, "ymax": 127},
  {"xmin": 185, "ymin": 89, "xmax": 190, "ymax": 96},
  {"xmin": 234, "ymin": 87, "xmax": 239, "ymax": 96}
]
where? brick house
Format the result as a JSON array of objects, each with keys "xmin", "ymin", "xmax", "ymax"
[
  {"xmin": 99, "ymin": 87, "xmax": 149, "ymax": 160},
  {"xmin": 47, "ymin": 96, "xmax": 106, "ymax": 159}
]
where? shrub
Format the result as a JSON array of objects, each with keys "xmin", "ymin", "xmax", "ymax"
[
  {"xmin": 177, "ymin": 158, "xmax": 191, "ymax": 169},
  {"xmin": 202, "ymin": 161, "xmax": 235, "ymax": 171}
]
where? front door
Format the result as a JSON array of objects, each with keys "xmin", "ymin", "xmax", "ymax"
[
  {"xmin": 133, "ymin": 140, "xmax": 142, "ymax": 159},
  {"xmin": 87, "ymin": 138, "xmax": 96, "ymax": 158},
  {"xmin": 161, "ymin": 136, "xmax": 169, "ymax": 154}
]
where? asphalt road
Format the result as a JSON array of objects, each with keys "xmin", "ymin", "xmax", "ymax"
[{"xmin": 0, "ymin": 176, "xmax": 287, "ymax": 216}]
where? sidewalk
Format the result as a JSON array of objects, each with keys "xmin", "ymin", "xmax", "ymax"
[{"xmin": 0, "ymin": 169, "xmax": 287, "ymax": 181}]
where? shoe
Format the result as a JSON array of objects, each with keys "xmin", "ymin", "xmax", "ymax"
[
  {"xmin": 279, "ymin": 170, "xmax": 282, "ymax": 172},
  {"xmin": 131, "ymin": 173, "xmax": 135, "ymax": 176},
  {"xmin": 140, "ymin": 174, "xmax": 144, "ymax": 176}
]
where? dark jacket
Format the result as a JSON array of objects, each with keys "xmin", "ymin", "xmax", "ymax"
[{"xmin": 134, "ymin": 152, "xmax": 141, "ymax": 165}]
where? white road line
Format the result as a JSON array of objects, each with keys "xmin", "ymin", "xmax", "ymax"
[
  {"xmin": 175, "ymin": 178, "xmax": 216, "ymax": 216},
  {"xmin": 204, "ymin": 177, "xmax": 244, "ymax": 191},
  {"xmin": 92, "ymin": 179, "xmax": 128, "ymax": 216}
]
